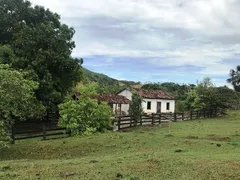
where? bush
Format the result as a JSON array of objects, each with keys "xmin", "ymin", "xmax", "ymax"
[
  {"xmin": 58, "ymin": 83, "xmax": 112, "ymax": 135},
  {"xmin": 0, "ymin": 63, "xmax": 45, "ymax": 146}
]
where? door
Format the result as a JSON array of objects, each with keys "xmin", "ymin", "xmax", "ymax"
[{"xmin": 156, "ymin": 102, "xmax": 161, "ymax": 113}]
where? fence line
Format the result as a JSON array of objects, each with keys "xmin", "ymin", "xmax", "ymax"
[
  {"xmin": 10, "ymin": 109, "xmax": 222, "ymax": 143},
  {"xmin": 115, "ymin": 109, "xmax": 221, "ymax": 130},
  {"xmin": 10, "ymin": 121, "xmax": 68, "ymax": 144}
]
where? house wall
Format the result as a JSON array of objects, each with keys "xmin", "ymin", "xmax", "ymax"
[
  {"xmin": 142, "ymin": 99, "xmax": 175, "ymax": 114},
  {"xmin": 118, "ymin": 89, "xmax": 132, "ymax": 100},
  {"xmin": 117, "ymin": 89, "xmax": 175, "ymax": 114},
  {"xmin": 113, "ymin": 104, "xmax": 129, "ymax": 115},
  {"xmin": 116, "ymin": 89, "xmax": 133, "ymax": 115}
]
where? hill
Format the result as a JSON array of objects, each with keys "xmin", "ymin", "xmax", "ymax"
[{"xmin": 82, "ymin": 67, "xmax": 141, "ymax": 89}]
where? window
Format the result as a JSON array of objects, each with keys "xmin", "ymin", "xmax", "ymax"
[
  {"xmin": 166, "ymin": 102, "xmax": 170, "ymax": 110},
  {"xmin": 147, "ymin": 101, "xmax": 151, "ymax": 110}
]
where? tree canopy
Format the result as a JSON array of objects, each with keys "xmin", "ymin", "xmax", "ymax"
[
  {"xmin": 227, "ymin": 65, "xmax": 240, "ymax": 92},
  {"xmin": 142, "ymin": 82, "xmax": 193, "ymax": 100},
  {"xmin": 0, "ymin": 0, "xmax": 82, "ymax": 111},
  {"xmin": 183, "ymin": 78, "xmax": 240, "ymax": 112}
]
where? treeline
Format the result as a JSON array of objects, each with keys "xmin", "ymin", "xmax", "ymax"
[{"xmin": 142, "ymin": 78, "xmax": 240, "ymax": 112}]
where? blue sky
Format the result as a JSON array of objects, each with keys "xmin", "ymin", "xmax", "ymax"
[{"xmin": 30, "ymin": 0, "xmax": 240, "ymax": 86}]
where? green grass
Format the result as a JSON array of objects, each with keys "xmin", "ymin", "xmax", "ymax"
[{"xmin": 1, "ymin": 111, "xmax": 240, "ymax": 180}]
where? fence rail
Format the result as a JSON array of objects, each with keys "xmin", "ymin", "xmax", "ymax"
[
  {"xmin": 114, "ymin": 109, "xmax": 222, "ymax": 130},
  {"xmin": 10, "ymin": 121, "xmax": 68, "ymax": 144},
  {"xmin": 10, "ymin": 109, "xmax": 222, "ymax": 143}
]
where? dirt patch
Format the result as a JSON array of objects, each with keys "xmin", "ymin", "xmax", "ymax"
[
  {"xmin": 60, "ymin": 172, "xmax": 76, "ymax": 178},
  {"xmin": 146, "ymin": 159, "xmax": 161, "ymax": 169},
  {"xmin": 206, "ymin": 135, "xmax": 231, "ymax": 142},
  {"xmin": 186, "ymin": 136, "xmax": 199, "ymax": 139},
  {"xmin": 165, "ymin": 134, "xmax": 174, "ymax": 138},
  {"xmin": 232, "ymin": 131, "xmax": 240, "ymax": 136},
  {"xmin": 24, "ymin": 170, "xmax": 42, "ymax": 175}
]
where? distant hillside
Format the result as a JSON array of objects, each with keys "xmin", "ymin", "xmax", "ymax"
[
  {"xmin": 82, "ymin": 68, "xmax": 119, "ymax": 86},
  {"xmin": 82, "ymin": 68, "xmax": 141, "ymax": 88}
]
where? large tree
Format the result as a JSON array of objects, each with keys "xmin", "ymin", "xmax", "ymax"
[
  {"xmin": 0, "ymin": 0, "xmax": 82, "ymax": 111},
  {"xmin": 227, "ymin": 65, "xmax": 240, "ymax": 92}
]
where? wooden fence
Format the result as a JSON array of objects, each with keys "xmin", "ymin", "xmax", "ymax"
[
  {"xmin": 115, "ymin": 109, "xmax": 221, "ymax": 130},
  {"xmin": 10, "ymin": 109, "xmax": 222, "ymax": 143},
  {"xmin": 10, "ymin": 120, "xmax": 68, "ymax": 144}
]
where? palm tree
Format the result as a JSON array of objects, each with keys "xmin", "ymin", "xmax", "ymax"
[{"xmin": 227, "ymin": 65, "xmax": 240, "ymax": 92}]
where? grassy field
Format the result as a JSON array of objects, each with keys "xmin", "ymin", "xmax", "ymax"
[{"xmin": 0, "ymin": 111, "xmax": 240, "ymax": 180}]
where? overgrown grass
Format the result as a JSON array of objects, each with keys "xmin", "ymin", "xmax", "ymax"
[{"xmin": 1, "ymin": 111, "xmax": 240, "ymax": 179}]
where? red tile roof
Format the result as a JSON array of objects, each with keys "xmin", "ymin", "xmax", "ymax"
[
  {"xmin": 94, "ymin": 94, "xmax": 131, "ymax": 104},
  {"xmin": 136, "ymin": 89, "xmax": 175, "ymax": 100},
  {"xmin": 73, "ymin": 92, "xmax": 130, "ymax": 104}
]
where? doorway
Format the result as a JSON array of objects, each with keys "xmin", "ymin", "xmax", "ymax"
[{"xmin": 156, "ymin": 102, "xmax": 161, "ymax": 113}]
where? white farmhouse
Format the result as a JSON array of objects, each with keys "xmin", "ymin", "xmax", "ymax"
[{"xmin": 116, "ymin": 88, "xmax": 176, "ymax": 114}]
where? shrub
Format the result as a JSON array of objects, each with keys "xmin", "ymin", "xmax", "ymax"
[{"xmin": 58, "ymin": 83, "xmax": 112, "ymax": 135}]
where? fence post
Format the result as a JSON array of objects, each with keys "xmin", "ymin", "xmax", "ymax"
[
  {"xmin": 117, "ymin": 117, "xmax": 121, "ymax": 130},
  {"xmin": 182, "ymin": 112, "xmax": 184, "ymax": 121},
  {"xmin": 42, "ymin": 123, "xmax": 46, "ymax": 140},
  {"xmin": 174, "ymin": 112, "xmax": 177, "ymax": 122},
  {"xmin": 130, "ymin": 116, "xmax": 132, "ymax": 127},
  {"xmin": 196, "ymin": 111, "xmax": 199, "ymax": 119},
  {"xmin": 159, "ymin": 114, "xmax": 161, "ymax": 124},
  {"xmin": 152, "ymin": 113, "xmax": 154, "ymax": 125},
  {"xmin": 190, "ymin": 111, "xmax": 193, "ymax": 120},
  {"xmin": 203, "ymin": 110, "xmax": 206, "ymax": 118},
  {"xmin": 10, "ymin": 124, "xmax": 15, "ymax": 144},
  {"xmin": 140, "ymin": 115, "xmax": 142, "ymax": 126}
]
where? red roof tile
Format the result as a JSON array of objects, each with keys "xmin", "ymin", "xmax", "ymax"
[
  {"xmin": 94, "ymin": 94, "xmax": 131, "ymax": 104},
  {"xmin": 135, "ymin": 89, "xmax": 176, "ymax": 100},
  {"xmin": 73, "ymin": 92, "xmax": 130, "ymax": 104}
]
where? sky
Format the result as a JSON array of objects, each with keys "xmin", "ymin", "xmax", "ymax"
[{"xmin": 30, "ymin": 0, "xmax": 240, "ymax": 86}]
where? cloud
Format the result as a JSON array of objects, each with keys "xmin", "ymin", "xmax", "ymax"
[{"xmin": 29, "ymin": 0, "xmax": 240, "ymax": 86}]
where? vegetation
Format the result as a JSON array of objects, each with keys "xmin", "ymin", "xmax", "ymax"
[
  {"xmin": 82, "ymin": 68, "xmax": 141, "ymax": 94},
  {"xmin": 58, "ymin": 83, "xmax": 113, "ymax": 135},
  {"xmin": 142, "ymin": 82, "xmax": 194, "ymax": 101},
  {"xmin": 129, "ymin": 92, "xmax": 143, "ymax": 125},
  {"xmin": 142, "ymin": 78, "xmax": 240, "ymax": 112},
  {"xmin": 0, "ymin": 0, "xmax": 82, "ymax": 112},
  {"xmin": 0, "ymin": 111, "xmax": 240, "ymax": 179},
  {"xmin": 0, "ymin": 63, "xmax": 45, "ymax": 146},
  {"xmin": 183, "ymin": 78, "xmax": 240, "ymax": 111},
  {"xmin": 82, "ymin": 68, "xmax": 119, "ymax": 87},
  {"xmin": 228, "ymin": 65, "xmax": 240, "ymax": 92}
]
